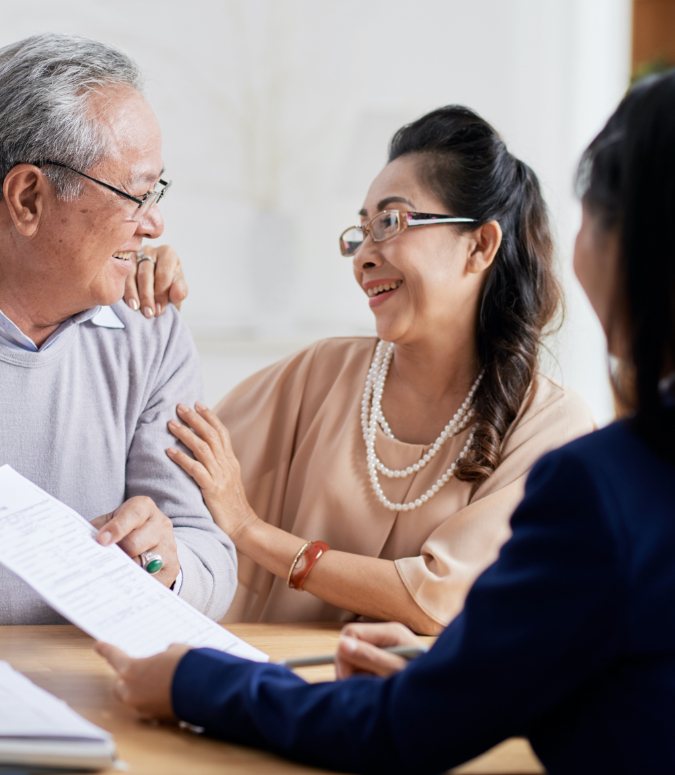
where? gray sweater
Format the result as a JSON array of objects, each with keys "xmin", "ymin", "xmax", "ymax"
[{"xmin": 0, "ymin": 302, "xmax": 237, "ymax": 624}]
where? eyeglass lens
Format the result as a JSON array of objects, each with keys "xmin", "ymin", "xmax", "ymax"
[
  {"xmin": 339, "ymin": 211, "xmax": 404, "ymax": 256},
  {"xmin": 339, "ymin": 227, "xmax": 364, "ymax": 256},
  {"xmin": 132, "ymin": 180, "xmax": 171, "ymax": 222},
  {"xmin": 370, "ymin": 211, "xmax": 401, "ymax": 240}
]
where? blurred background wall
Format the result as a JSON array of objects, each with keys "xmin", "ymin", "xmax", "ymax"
[{"xmin": 3, "ymin": 0, "xmax": 638, "ymax": 421}]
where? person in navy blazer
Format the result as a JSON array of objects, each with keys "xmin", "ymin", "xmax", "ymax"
[{"xmin": 98, "ymin": 71, "xmax": 675, "ymax": 775}]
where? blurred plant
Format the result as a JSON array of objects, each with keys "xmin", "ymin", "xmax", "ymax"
[{"xmin": 632, "ymin": 56, "xmax": 673, "ymax": 84}]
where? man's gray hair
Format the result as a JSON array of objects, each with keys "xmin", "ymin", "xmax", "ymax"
[{"xmin": 0, "ymin": 33, "xmax": 142, "ymax": 200}]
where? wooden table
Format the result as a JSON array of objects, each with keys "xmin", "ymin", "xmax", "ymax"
[{"xmin": 0, "ymin": 624, "xmax": 543, "ymax": 774}]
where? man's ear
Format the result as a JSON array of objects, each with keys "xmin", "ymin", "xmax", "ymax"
[
  {"xmin": 466, "ymin": 220, "xmax": 502, "ymax": 275},
  {"xmin": 2, "ymin": 164, "xmax": 48, "ymax": 237}
]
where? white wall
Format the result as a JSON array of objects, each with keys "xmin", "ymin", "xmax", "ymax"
[{"xmin": 3, "ymin": 0, "xmax": 631, "ymax": 419}]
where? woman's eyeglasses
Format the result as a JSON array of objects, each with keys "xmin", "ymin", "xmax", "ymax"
[{"xmin": 339, "ymin": 210, "xmax": 476, "ymax": 257}]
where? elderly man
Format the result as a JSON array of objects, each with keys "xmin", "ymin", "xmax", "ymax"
[{"xmin": 0, "ymin": 34, "xmax": 237, "ymax": 623}]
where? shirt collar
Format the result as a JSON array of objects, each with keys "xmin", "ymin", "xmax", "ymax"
[{"xmin": 0, "ymin": 306, "xmax": 124, "ymax": 351}]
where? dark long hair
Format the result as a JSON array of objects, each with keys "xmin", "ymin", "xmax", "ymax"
[
  {"xmin": 389, "ymin": 106, "xmax": 560, "ymax": 483},
  {"xmin": 576, "ymin": 71, "xmax": 675, "ymax": 460}
]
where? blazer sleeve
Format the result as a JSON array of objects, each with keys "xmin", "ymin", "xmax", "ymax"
[{"xmin": 171, "ymin": 446, "xmax": 626, "ymax": 774}]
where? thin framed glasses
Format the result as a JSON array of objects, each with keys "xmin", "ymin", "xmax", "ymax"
[
  {"xmin": 36, "ymin": 160, "xmax": 172, "ymax": 222},
  {"xmin": 339, "ymin": 209, "xmax": 476, "ymax": 257}
]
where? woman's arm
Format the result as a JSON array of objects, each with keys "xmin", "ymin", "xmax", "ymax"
[
  {"xmin": 167, "ymin": 403, "xmax": 442, "ymax": 634},
  {"xmin": 240, "ymin": 518, "xmax": 442, "ymax": 634},
  {"xmin": 96, "ymin": 621, "xmax": 421, "ymax": 718}
]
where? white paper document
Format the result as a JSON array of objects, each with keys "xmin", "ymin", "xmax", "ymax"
[
  {"xmin": 0, "ymin": 465, "xmax": 266, "ymax": 661},
  {"xmin": 0, "ymin": 661, "xmax": 116, "ymax": 769}
]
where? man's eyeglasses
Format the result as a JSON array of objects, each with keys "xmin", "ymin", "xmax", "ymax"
[
  {"xmin": 36, "ymin": 160, "xmax": 171, "ymax": 222},
  {"xmin": 339, "ymin": 209, "xmax": 476, "ymax": 257}
]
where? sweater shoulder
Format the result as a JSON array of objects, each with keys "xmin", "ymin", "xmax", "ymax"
[{"xmin": 81, "ymin": 303, "xmax": 195, "ymax": 357}]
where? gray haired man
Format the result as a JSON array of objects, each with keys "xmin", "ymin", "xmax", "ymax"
[{"xmin": 0, "ymin": 34, "xmax": 237, "ymax": 623}]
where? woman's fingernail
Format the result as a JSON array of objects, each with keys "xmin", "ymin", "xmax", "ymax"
[
  {"xmin": 196, "ymin": 401, "xmax": 207, "ymax": 411},
  {"xmin": 143, "ymin": 306, "xmax": 155, "ymax": 318},
  {"xmin": 128, "ymin": 298, "xmax": 139, "ymax": 311},
  {"xmin": 98, "ymin": 531, "xmax": 112, "ymax": 546},
  {"xmin": 156, "ymin": 304, "xmax": 163, "ymax": 315},
  {"xmin": 177, "ymin": 404, "xmax": 188, "ymax": 414},
  {"xmin": 341, "ymin": 636, "xmax": 358, "ymax": 653}
]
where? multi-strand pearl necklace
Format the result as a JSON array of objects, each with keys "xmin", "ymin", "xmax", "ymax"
[{"xmin": 361, "ymin": 341, "xmax": 483, "ymax": 512}]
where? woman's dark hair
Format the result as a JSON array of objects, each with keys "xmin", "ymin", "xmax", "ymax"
[
  {"xmin": 388, "ymin": 106, "xmax": 560, "ymax": 483},
  {"xmin": 576, "ymin": 71, "xmax": 675, "ymax": 460}
]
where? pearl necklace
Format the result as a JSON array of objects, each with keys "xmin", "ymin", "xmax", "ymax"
[{"xmin": 361, "ymin": 341, "xmax": 483, "ymax": 512}]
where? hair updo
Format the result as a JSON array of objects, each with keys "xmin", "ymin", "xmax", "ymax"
[{"xmin": 388, "ymin": 106, "xmax": 561, "ymax": 483}]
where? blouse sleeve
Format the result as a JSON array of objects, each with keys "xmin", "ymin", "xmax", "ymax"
[
  {"xmin": 214, "ymin": 342, "xmax": 322, "ymax": 523},
  {"xmin": 395, "ymin": 380, "xmax": 596, "ymax": 626}
]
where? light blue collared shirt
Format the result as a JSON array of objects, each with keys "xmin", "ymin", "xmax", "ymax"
[{"xmin": 0, "ymin": 305, "xmax": 124, "ymax": 351}]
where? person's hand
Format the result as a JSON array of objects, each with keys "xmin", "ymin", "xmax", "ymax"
[
  {"xmin": 335, "ymin": 622, "xmax": 422, "ymax": 679},
  {"xmin": 123, "ymin": 244, "xmax": 188, "ymax": 318},
  {"xmin": 92, "ymin": 497, "xmax": 180, "ymax": 588},
  {"xmin": 166, "ymin": 403, "xmax": 258, "ymax": 541},
  {"xmin": 95, "ymin": 641, "xmax": 190, "ymax": 720}
]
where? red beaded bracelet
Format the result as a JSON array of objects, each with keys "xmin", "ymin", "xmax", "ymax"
[{"xmin": 288, "ymin": 540, "xmax": 330, "ymax": 591}]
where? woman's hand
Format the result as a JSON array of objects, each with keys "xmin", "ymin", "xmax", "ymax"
[
  {"xmin": 166, "ymin": 403, "xmax": 258, "ymax": 541},
  {"xmin": 123, "ymin": 244, "xmax": 188, "ymax": 318},
  {"xmin": 92, "ymin": 497, "xmax": 180, "ymax": 589},
  {"xmin": 95, "ymin": 642, "xmax": 190, "ymax": 720},
  {"xmin": 335, "ymin": 622, "xmax": 422, "ymax": 679}
]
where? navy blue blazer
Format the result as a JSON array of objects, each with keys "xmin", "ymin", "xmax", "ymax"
[{"xmin": 172, "ymin": 420, "xmax": 675, "ymax": 774}]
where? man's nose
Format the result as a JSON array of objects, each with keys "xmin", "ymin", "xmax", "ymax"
[{"xmin": 135, "ymin": 203, "xmax": 164, "ymax": 239}]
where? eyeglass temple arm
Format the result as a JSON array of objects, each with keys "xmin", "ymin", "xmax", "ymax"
[
  {"xmin": 36, "ymin": 160, "xmax": 144, "ymax": 205},
  {"xmin": 155, "ymin": 178, "xmax": 172, "ymax": 202},
  {"xmin": 406, "ymin": 213, "xmax": 477, "ymax": 226}
]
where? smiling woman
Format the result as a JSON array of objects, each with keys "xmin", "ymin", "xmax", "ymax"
[{"xmin": 153, "ymin": 105, "xmax": 594, "ymax": 633}]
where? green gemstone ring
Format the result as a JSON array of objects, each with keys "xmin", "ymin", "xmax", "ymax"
[{"xmin": 141, "ymin": 551, "xmax": 164, "ymax": 575}]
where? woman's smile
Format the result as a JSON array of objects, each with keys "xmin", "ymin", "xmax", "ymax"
[{"xmin": 363, "ymin": 278, "xmax": 403, "ymax": 308}]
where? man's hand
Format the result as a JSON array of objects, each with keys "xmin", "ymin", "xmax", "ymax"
[
  {"xmin": 95, "ymin": 641, "xmax": 189, "ymax": 720},
  {"xmin": 92, "ymin": 497, "xmax": 180, "ymax": 588},
  {"xmin": 335, "ymin": 622, "xmax": 422, "ymax": 679}
]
